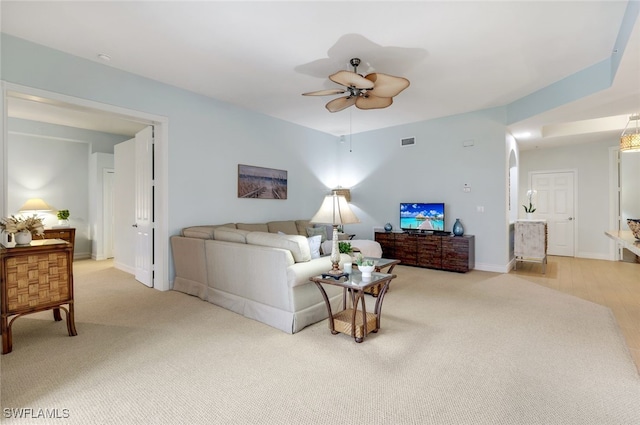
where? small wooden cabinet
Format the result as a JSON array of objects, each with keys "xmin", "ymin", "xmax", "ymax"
[
  {"xmin": 375, "ymin": 232, "xmax": 475, "ymax": 273},
  {"xmin": 514, "ymin": 220, "xmax": 547, "ymax": 273},
  {"xmin": 40, "ymin": 228, "xmax": 75, "ymax": 258},
  {"xmin": 1, "ymin": 239, "xmax": 77, "ymax": 354}
]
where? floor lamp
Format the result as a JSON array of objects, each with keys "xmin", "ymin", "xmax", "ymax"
[{"xmin": 310, "ymin": 193, "xmax": 360, "ymax": 274}]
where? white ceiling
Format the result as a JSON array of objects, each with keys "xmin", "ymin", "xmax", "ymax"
[{"xmin": 2, "ymin": 1, "xmax": 639, "ymax": 150}]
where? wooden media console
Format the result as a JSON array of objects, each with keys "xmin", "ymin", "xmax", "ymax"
[{"xmin": 375, "ymin": 232, "xmax": 475, "ymax": 273}]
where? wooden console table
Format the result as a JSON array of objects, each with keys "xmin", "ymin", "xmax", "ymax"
[
  {"xmin": 375, "ymin": 232, "xmax": 475, "ymax": 272},
  {"xmin": 1, "ymin": 239, "xmax": 77, "ymax": 354}
]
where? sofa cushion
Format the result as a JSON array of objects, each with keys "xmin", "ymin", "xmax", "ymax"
[
  {"xmin": 246, "ymin": 232, "xmax": 311, "ymax": 263},
  {"xmin": 213, "ymin": 227, "xmax": 251, "ymax": 243},
  {"xmin": 182, "ymin": 226, "xmax": 219, "ymax": 239},
  {"xmin": 306, "ymin": 226, "xmax": 327, "ymax": 242},
  {"xmin": 267, "ymin": 220, "xmax": 298, "ymax": 235},
  {"xmin": 295, "ymin": 220, "xmax": 312, "ymax": 236},
  {"xmin": 237, "ymin": 223, "xmax": 269, "ymax": 232},
  {"xmin": 307, "ymin": 235, "xmax": 322, "ymax": 259}
]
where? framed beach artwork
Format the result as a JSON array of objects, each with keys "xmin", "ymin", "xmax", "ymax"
[{"xmin": 237, "ymin": 164, "xmax": 288, "ymax": 199}]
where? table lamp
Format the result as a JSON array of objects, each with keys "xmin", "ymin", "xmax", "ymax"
[{"xmin": 310, "ymin": 192, "xmax": 360, "ymax": 274}]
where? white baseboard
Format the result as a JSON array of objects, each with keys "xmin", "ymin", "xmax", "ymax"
[
  {"xmin": 473, "ymin": 262, "xmax": 511, "ymax": 273},
  {"xmin": 576, "ymin": 251, "xmax": 609, "ymax": 260},
  {"xmin": 114, "ymin": 261, "xmax": 135, "ymax": 275},
  {"xmin": 74, "ymin": 251, "xmax": 91, "ymax": 260}
]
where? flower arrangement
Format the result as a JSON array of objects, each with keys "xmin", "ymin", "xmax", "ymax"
[
  {"xmin": 0, "ymin": 215, "xmax": 45, "ymax": 236},
  {"xmin": 57, "ymin": 209, "xmax": 70, "ymax": 220},
  {"xmin": 522, "ymin": 189, "xmax": 537, "ymax": 214}
]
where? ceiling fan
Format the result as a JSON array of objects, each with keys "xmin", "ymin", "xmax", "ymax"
[{"xmin": 302, "ymin": 58, "xmax": 410, "ymax": 113}]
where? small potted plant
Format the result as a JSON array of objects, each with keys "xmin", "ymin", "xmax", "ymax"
[
  {"xmin": 338, "ymin": 241, "xmax": 353, "ymax": 255},
  {"xmin": 355, "ymin": 254, "xmax": 376, "ymax": 279},
  {"xmin": 57, "ymin": 209, "xmax": 70, "ymax": 227}
]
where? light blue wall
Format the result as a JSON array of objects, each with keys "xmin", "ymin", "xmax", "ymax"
[
  {"xmin": 1, "ymin": 34, "xmax": 338, "ymax": 235},
  {"xmin": 1, "ymin": 33, "xmax": 522, "ymax": 276},
  {"xmin": 336, "ymin": 108, "xmax": 509, "ymax": 269}
]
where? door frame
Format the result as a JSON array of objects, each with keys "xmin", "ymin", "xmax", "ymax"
[
  {"xmin": 608, "ymin": 146, "xmax": 622, "ymax": 260},
  {"xmin": 1, "ymin": 81, "xmax": 170, "ymax": 291},
  {"xmin": 103, "ymin": 168, "xmax": 115, "ymax": 260},
  {"xmin": 529, "ymin": 168, "xmax": 577, "ymax": 257}
]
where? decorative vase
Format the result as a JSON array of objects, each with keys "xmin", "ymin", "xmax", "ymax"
[
  {"xmin": 526, "ymin": 213, "xmax": 533, "ymax": 220},
  {"xmin": 358, "ymin": 265, "xmax": 375, "ymax": 279},
  {"xmin": 452, "ymin": 218, "xmax": 464, "ymax": 236},
  {"xmin": 58, "ymin": 219, "xmax": 69, "ymax": 227},
  {"xmin": 15, "ymin": 231, "xmax": 32, "ymax": 245},
  {"xmin": 384, "ymin": 222, "xmax": 393, "ymax": 232}
]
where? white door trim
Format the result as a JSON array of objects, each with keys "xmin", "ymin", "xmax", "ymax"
[
  {"xmin": 608, "ymin": 146, "xmax": 622, "ymax": 261},
  {"xmin": 1, "ymin": 81, "xmax": 170, "ymax": 291}
]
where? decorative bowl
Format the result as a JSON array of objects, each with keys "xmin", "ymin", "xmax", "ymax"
[
  {"xmin": 357, "ymin": 264, "xmax": 376, "ymax": 279},
  {"xmin": 627, "ymin": 219, "xmax": 640, "ymax": 240}
]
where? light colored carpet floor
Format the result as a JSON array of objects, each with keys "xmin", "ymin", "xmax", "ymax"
[{"xmin": 1, "ymin": 260, "xmax": 639, "ymax": 424}]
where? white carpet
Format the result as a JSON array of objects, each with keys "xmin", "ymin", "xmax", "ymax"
[{"xmin": 1, "ymin": 261, "xmax": 639, "ymax": 424}]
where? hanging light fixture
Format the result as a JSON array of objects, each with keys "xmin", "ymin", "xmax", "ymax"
[{"xmin": 620, "ymin": 114, "xmax": 640, "ymax": 152}]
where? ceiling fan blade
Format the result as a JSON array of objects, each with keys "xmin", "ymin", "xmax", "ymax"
[
  {"xmin": 364, "ymin": 73, "xmax": 410, "ymax": 98},
  {"xmin": 302, "ymin": 89, "xmax": 347, "ymax": 96},
  {"xmin": 355, "ymin": 95, "xmax": 393, "ymax": 110},
  {"xmin": 326, "ymin": 96, "xmax": 357, "ymax": 113},
  {"xmin": 329, "ymin": 71, "xmax": 375, "ymax": 89}
]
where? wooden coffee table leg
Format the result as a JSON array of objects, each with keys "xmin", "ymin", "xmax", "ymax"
[{"xmin": 53, "ymin": 308, "xmax": 62, "ymax": 321}]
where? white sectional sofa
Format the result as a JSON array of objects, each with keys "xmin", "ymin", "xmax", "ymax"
[{"xmin": 171, "ymin": 220, "xmax": 381, "ymax": 334}]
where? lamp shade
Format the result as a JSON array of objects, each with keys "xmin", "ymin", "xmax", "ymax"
[
  {"xmin": 19, "ymin": 198, "xmax": 52, "ymax": 212},
  {"xmin": 310, "ymin": 194, "xmax": 359, "ymax": 225},
  {"xmin": 620, "ymin": 114, "xmax": 640, "ymax": 152}
]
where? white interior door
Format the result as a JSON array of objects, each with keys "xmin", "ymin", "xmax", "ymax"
[
  {"xmin": 135, "ymin": 126, "xmax": 154, "ymax": 287},
  {"xmin": 114, "ymin": 139, "xmax": 135, "ymax": 273},
  {"xmin": 103, "ymin": 169, "xmax": 115, "ymax": 259},
  {"xmin": 531, "ymin": 171, "xmax": 575, "ymax": 256}
]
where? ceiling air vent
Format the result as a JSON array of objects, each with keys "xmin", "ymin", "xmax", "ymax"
[{"xmin": 401, "ymin": 137, "xmax": 416, "ymax": 147}]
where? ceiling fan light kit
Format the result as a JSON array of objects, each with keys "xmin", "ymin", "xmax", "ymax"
[
  {"xmin": 620, "ymin": 114, "xmax": 640, "ymax": 152},
  {"xmin": 303, "ymin": 58, "xmax": 410, "ymax": 113}
]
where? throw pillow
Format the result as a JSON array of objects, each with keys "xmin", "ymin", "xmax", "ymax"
[
  {"xmin": 307, "ymin": 235, "xmax": 322, "ymax": 259},
  {"xmin": 306, "ymin": 227, "xmax": 326, "ymax": 243}
]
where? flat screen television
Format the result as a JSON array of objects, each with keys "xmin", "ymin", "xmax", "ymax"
[{"xmin": 400, "ymin": 202, "xmax": 445, "ymax": 231}]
